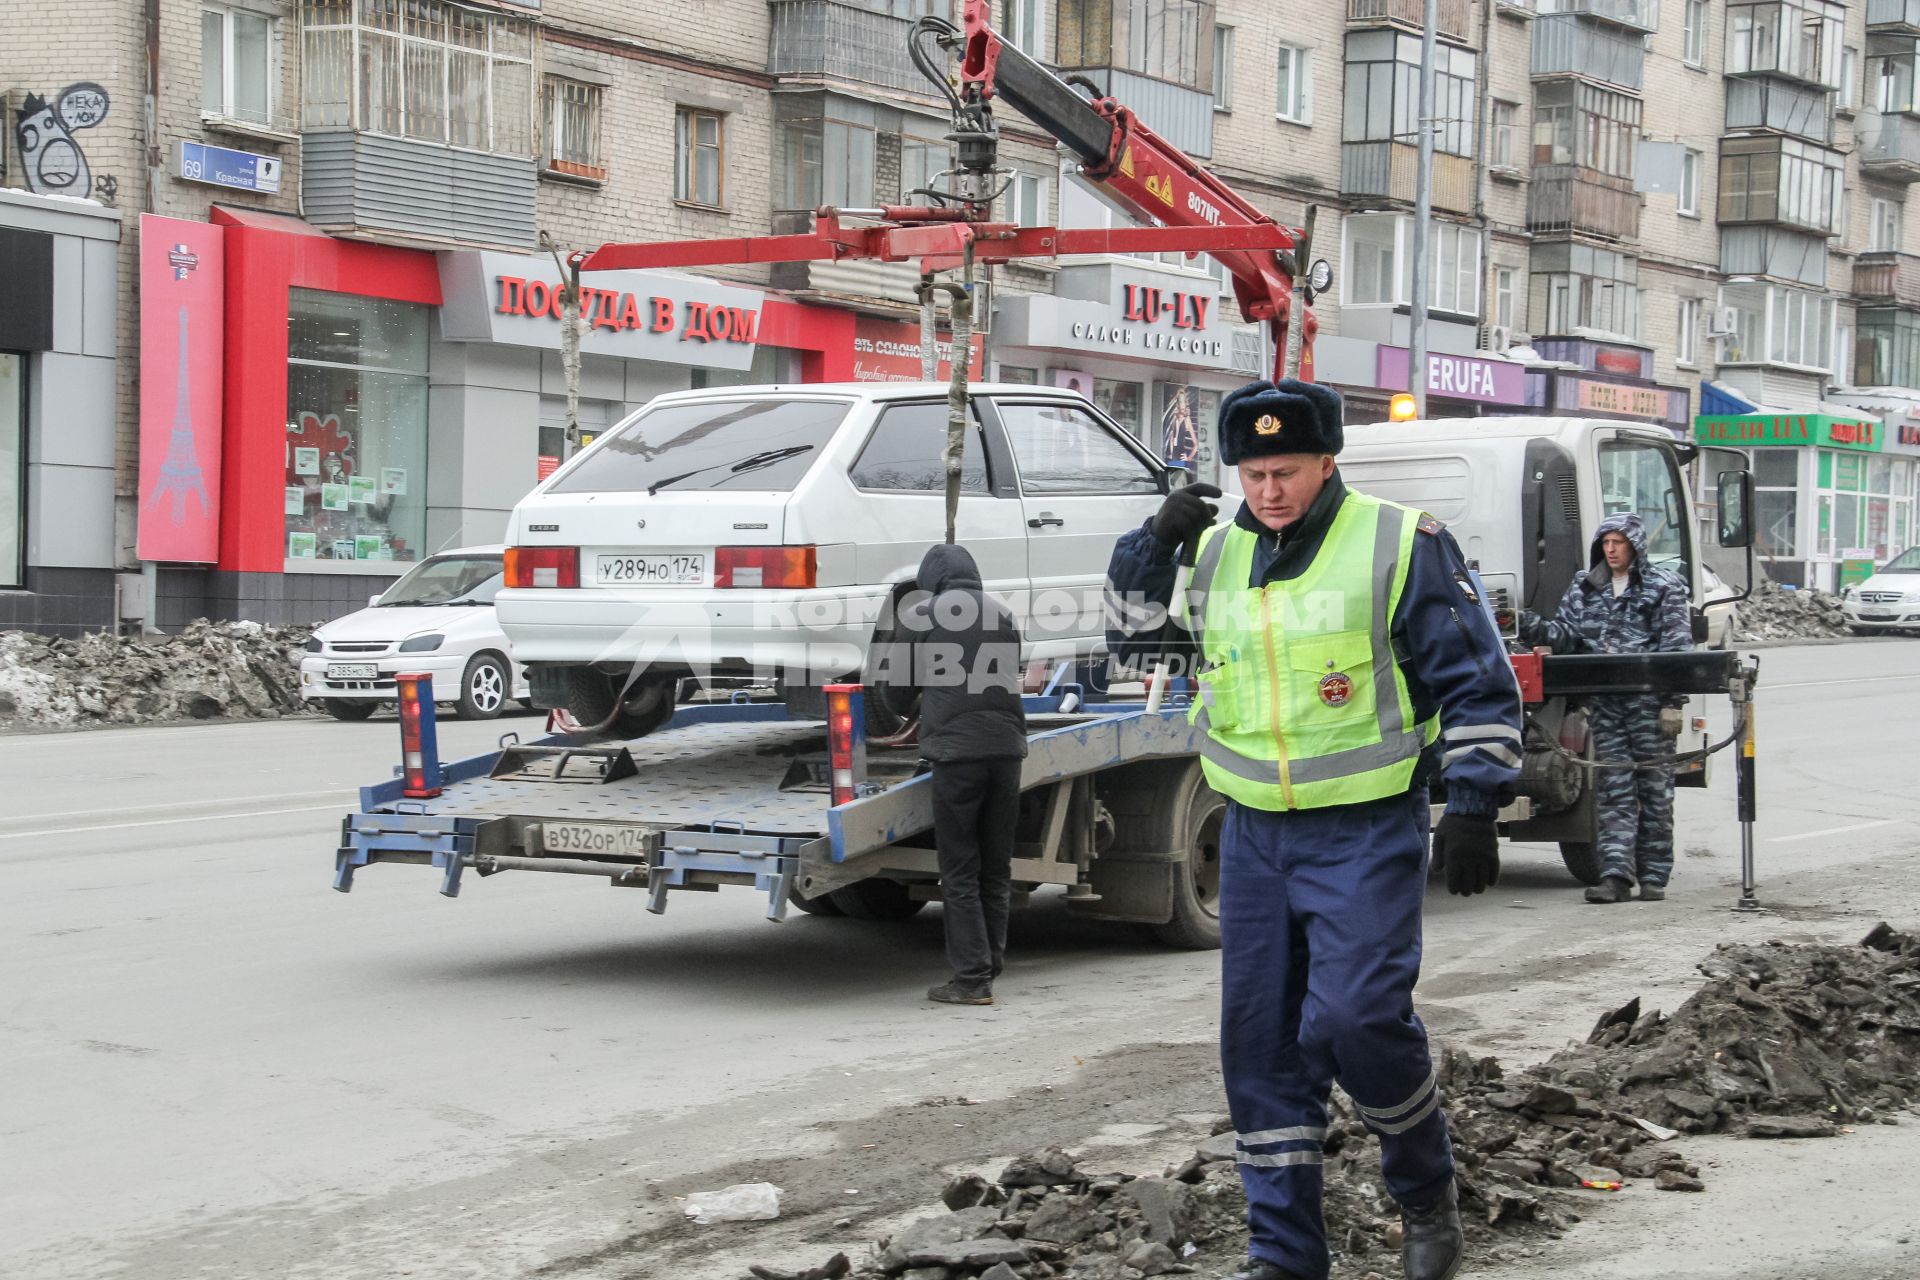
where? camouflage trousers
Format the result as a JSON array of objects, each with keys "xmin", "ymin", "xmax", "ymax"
[{"xmin": 1590, "ymin": 695, "xmax": 1675, "ymax": 890}]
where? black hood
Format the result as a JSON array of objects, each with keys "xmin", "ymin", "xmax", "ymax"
[{"xmin": 917, "ymin": 542, "xmax": 983, "ymax": 593}]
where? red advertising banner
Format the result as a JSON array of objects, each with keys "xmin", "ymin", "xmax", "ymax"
[
  {"xmin": 137, "ymin": 215, "xmax": 225, "ymax": 562},
  {"xmin": 849, "ymin": 317, "xmax": 987, "ymax": 384}
]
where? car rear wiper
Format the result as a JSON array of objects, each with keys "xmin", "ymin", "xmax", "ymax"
[{"xmin": 647, "ymin": 445, "xmax": 816, "ymax": 495}]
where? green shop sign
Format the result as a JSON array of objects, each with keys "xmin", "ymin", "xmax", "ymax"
[{"xmin": 1692, "ymin": 413, "xmax": 1884, "ymax": 452}]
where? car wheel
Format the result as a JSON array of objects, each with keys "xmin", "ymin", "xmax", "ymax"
[
  {"xmin": 788, "ymin": 885, "xmax": 845, "ymax": 917},
  {"xmin": 1849, "ymin": 625, "xmax": 1872, "ymax": 636},
  {"xmin": 324, "ymin": 699, "xmax": 378, "ymax": 722},
  {"xmin": 1559, "ymin": 840, "xmax": 1606, "ymax": 886},
  {"xmin": 828, "ymin": 877, "xmax": 926, "ymax": 920},
  {"xmin": 564, "ymin": 668, "xmax": 676, "ymax": 740},
  {"xmin": 862, "ymin": 604, "xmax": 918, "ymax": 738},
  {"xmin": 1153, "ymin": 761, "xmax": 1225, "ymax": 950},
  {"xmin": 455, "ymin": 653, "xmax": 510, "ymax": 720}
]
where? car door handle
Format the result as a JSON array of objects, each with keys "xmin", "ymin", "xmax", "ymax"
[{"xmin": 1028, "ymin": 513, "xmax": 1065, "ymax": 529}]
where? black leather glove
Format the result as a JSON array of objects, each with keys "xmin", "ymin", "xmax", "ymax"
[
  {"xmin": 1436, "ymin": 812, "xmax": 1500, "ymax": 897},
  {"xmin": 1514, "ymin": 610, "xmax": 1547, "ymax": 647},
  {"xmin": 1149, "ymin": 483, "xmax": 1222, "ymax": 549}
]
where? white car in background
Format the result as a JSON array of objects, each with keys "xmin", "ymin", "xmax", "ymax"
[
  {"xmin": 299, "ymin": 546, "xmax": 530, "ymax": 721},
  {"xmin": 1701, "ymin": 565, "xmax": 1739, "ymax": 650},
  {"xmin": 495, "ymin": 383, "xmax": 1172, "ymax": 737},
  {"xmin": 1842, "ymin": 546, "xmax": 1920, "ymax": 634}
]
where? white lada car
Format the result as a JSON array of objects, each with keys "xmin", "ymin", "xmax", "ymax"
[{"xmin": 494, "ymin": 383, "xmax": 1176, "ymax": 736}]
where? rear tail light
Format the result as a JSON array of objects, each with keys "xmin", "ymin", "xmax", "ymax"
[
  {"xmin": 395, "ymin": 673, "xmax": 444, "ymax": 799},
  {"xmin": 715, "ymin": 545, "xmax": 816, "ymax": 589},
  {"xmin": 824, "ymin": 684, "xmax": 868, "ymax": 806},
  {"xmin": 505, "ymin": 546, "xmax": 579, "ymax": 589}
]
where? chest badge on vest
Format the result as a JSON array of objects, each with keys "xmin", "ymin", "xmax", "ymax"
[{"xmin": 1319, "ymin": 671, "xmax": 1354, "ymax": 707}]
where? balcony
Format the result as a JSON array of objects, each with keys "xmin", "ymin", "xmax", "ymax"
[
  {"xmin": 1860, "ymin": 111, "xmax": 1920, "ymax": 182},
  {"xmin": 1528, "ymin": 165, "xmax": 1642, "ymax": 240},
  {"xmin": 1536, "ymin": 0, "xmax": 1660, "ymax": 34},
  {"xmin": 1340, "ymin": 143, "xmax": 1473, "ymax": 214},
  {"xmin": 1346, "ymin": 0, "xmax": 1472, "ymax": 43},
  {"xmin": 301, "ymin": 133, "xmax": 536, "ymax": 250},
  {"xmin": 1725, "ymin": 77, "xmax": 1834, "ymax": 144},
  {"xmin": 1853, "ymin": 252, "xmax": 1920, "ymax": 306},
  {"xmin": 1869, "ymin": 0, "xmax": 1920, "ymax": 34},
  {"xmin": 1532, "ymin": 13, "xmax": 1645, "ymax": 91},
  {"xmin": 768, "ymin": 0, "xmax": 936, "ymax": 99}
]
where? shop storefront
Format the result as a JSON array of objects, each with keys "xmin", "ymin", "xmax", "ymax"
[
  {"xmin": 1356, "ymin": 342, "xmax": 1528, "ymax": 421},
  {"xmin": 990, "ymin": 262, "xmax": 1258, "ymax": 488},
  {"xmin": 0, "ymin": 189, "xmax": 120, "ymax": 636},
  {"xmin": 1521, "ymin": 339, "xmax": 1691, "ymax": 434},
  {"xmin": 1691, "ymin": 410, "xmax": 1899, "ymax": 591}
]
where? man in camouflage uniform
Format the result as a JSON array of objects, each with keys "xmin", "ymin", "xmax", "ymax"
[{"xmin": 1518, "ymin": 512, "xmax": 1692, "ymax": 904}]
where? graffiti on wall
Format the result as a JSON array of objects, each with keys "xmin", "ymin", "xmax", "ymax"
[{"xmin": 14, "ymin": 82, "xmax": 110, "ymax": 201}]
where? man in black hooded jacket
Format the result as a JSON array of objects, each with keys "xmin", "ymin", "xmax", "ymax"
[{"xmin": 890, "ymin": 543, "xmax": 1029, "ymax": 1006}]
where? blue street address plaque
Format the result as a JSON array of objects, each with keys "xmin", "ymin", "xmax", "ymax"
[{"xmin": 175, "ymin": 141, "xmax": 282, "ymax": 195}]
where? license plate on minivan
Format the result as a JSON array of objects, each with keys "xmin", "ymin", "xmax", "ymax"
[{"xmin": 596, "ymin": 553, "xmax": 707, "ymax": 585}]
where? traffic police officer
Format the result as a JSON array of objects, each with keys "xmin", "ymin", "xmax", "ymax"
[{"xmin": 1103, "ymin": 379, "xmax": 1523, "ymax": 1280}]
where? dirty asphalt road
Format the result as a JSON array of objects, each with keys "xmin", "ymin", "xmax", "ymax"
[{"xmin": 3, "ymin": 639, "xmax": 1918, "ymax": 1280}]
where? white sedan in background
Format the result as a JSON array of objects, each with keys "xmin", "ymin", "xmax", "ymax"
[{"xmin": 299, "ymin": 546, "xmax": 530, "ymax": 721}]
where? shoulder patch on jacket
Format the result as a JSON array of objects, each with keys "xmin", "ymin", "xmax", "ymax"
[{"xmin": 1416, "ymin": 512, "xmax": 1446, "ymax": 536}]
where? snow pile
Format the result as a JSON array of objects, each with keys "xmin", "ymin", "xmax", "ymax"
[{"xmin": 1729, "ymin": 579, "xmax": 1850, "ymax": 642}]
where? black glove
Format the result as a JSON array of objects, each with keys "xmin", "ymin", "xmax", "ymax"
[
  {"xmin": 1436, "ymin": 812, "xmax": 1500, "ymax": 897},
  {"xmin": 1149, "ymin": 483, "xmax": 1222, "ymax": 549},
  {"xmin": 1514, "ymin": 610, "xmax": 1547, "ymax": 647}
]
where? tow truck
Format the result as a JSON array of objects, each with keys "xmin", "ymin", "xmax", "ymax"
[{"xmin": 332, "ymin": 2, "xmax": 1769, "ymax": 933}]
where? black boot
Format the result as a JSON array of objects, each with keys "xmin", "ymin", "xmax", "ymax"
[
  {"xmin": 1225, "ymin": 1260, "xmax": 1305, "ymax": 1280},
  {"xmin": 927, "ymin": 981, "xmax": 992, "ymax": 1006},
  {"xmin": 1584, "ymin": 876, "xmax": 1632, "ymax": 905},
  {"xmin": 1400, "ymin": 1180, "xmax": 1464, "ymax": 1280}
]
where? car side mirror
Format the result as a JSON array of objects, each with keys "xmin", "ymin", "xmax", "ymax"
[
  {"xmin": 1155, "ymin": 469, "xmax": 1174, "ymax": 495},
  {"xmin": 368, "ymin": 594, "xmax": 383, "ymax": 607},
  {"xmin": 1717, "ymin": 470, "xmax": 1754, "ymax": 549}
]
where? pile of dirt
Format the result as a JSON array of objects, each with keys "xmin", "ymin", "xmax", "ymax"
[
  {"xmin": 0, "ymin": 621, "xmax": 314, "ymax": 730},
  {"xmin": 1730, "ymin": 579, "xmax": 1850, "ymax": 642},
  {"xmin": 753, "ymin": 927, "xmax": 1920, "ymax": 1280}
]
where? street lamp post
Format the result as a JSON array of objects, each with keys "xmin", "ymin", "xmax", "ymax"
[{"xmin": 1408, "ymin": 0, "xmax": 1440, "ymax": 418}]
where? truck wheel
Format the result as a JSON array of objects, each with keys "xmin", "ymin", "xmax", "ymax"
[
  {"xmin": 828, "ymin": 877, "xmax": 926, "ymax": 920},
  {"xmin": 454, "ymin": 653, "xmax": 510, "ymax": 720},
  {"xmin": 325, "ymin": 699, "xmax": 378, "ymax": 722},
  {"xmin": 788, "ymin": 885, "xmax": 845, "ymax": 917},
  {"xmin": 564, "ymin": 668, "xmax": 675, "ymax": 740},
  {"xmin": 1559, "ymin": 841, "xmax": 1605, "ymax": 886},
  {"xmin": 1153, "ymin": 762, "xmax": 1225, "ymax": 950}
]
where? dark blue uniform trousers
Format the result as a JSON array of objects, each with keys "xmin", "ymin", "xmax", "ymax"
[{"xmin": 1220, "ymin": 790, "xmax": 1454, "ymax": 1280}]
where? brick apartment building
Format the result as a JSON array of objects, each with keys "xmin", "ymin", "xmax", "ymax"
[{"xmin": 1, "ymin": 0, "xmax": 1917, "ymax": 636}]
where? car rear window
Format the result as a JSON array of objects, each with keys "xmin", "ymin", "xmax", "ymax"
[{"xmin": 548, "ymin": 398, "xmax": 851, "ymax": 495}]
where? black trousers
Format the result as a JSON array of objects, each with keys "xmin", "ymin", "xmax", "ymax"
[{"xmin": 930, "ymin": 757, "xmax": 1023, "ymax": 987}]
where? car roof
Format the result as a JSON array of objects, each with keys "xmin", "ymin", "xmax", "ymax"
[
  {"xmin": 422, "ymin": 545, "xmax": 506, "ymax": 558},
  {"xmin": 638, "ymin": 382, "xmax": 1092, "ymax": 404}
]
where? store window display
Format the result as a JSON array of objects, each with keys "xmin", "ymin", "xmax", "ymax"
[{"xmin": 285, "ymin": 291, "xmax": 429, "ymax": 565}]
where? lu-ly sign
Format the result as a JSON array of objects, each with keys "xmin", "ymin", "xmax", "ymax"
[{"xmin": 137, "ymin": 215, "xmax": 224, "ymax": 562}]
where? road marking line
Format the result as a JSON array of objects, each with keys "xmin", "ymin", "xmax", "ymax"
[
  {"xmin": 5, "ymin": 789, "xmax": 352, "ymax": 826},
  {"xmin": 1767, "ymin": 674, "xmax": 1920, "ymax": 690},
  {"xmin": 1764, "ymin": 819, "xmax": 1901, "ymax": 844},
  {"xmin": 0, "ymin": 804, "xmax": 346, "ymax": 841}
]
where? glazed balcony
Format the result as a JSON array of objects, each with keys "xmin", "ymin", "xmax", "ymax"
[
  {"xmin": 1860, "ymin": 111, "xmax": 1920, "ymax": 183},
  {"xmin": 1340, "ymin": 142, "xmax": 1474, "ymax": 214}
]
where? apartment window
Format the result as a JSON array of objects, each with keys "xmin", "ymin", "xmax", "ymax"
[
  {"xmin": 1872, "ymin": 198, "xmax": 1904, "ymax": 253},
  {"xmin": 1494, "ymin": 267, "xmax": 1517, "ymax": 331},
  {"xmin": 300, "ymin": 0, "xmax": 534, "ymax": 155},
  {"xmin": 1833, "ymin": 324, "xmax": 1851, "ymax": 385},
  {"xmin": 1213, "ymin": 25, "xmax": 1234, "ymax": 112},
  {"xmin": 900, "ymin": 135, "xmax": 950, "ymax": 206},
  {"xmin": 202, "ymin": 6, "xmax": 274, "ymax": 125},
  {"xmin": 1490, "ymin": 100, "xmax": 1519, "ymax": 171},
  {"xmin": 1726, "ymin": 1, "xmax": 1845, "ymax": 89},
  {"xmin": 1678, "ymin": 298, "xmax": 1699, "ymax": 366},
  {"xmin": 1532, "ymin": 242, "xmax": 1641, "ymax": 339},
  {"xmin": 1841, "ymin": 46, "xmax": 1860, "ymax": 111},
  {"xmin": 1858, "ymin": 307, "xmax": 1920, "ymax": 385},
  {"xmin": 1005, "ymin": 0, "xmax": 1045, "ymax": 56},
  {"xmin": 1341, "ymin": 214, "xmax": 1481, "ymax": 316},
  {"xmin": 1114, "ymin": 0, "xmax": 1212, "ymax": 89},
  {"xmin": 1719, "ymin": 136, "xmax": 1844, "ymax": 233},
  {"xmin": 1006, "ymin": 170, "xmax": 1048, "ymax": 227},
  {"xmin": 1532, "ymin": 80, "xmax": 1641, "ymax": 179},
  {"xmin": 775, "ymin": 97, "xmax": 877, "ymax": 211},
  {"xmin": 1678, "ymin": 148, "xmax": 1701, "ymax": 216},
  {"xmin": 1343, "ymin": 30, "xmax": 1477, "ymax": 158},
  {"xmin": 1720, "ymin": 282, "xmax": 1834, "ymax": 369},
  {"xmin": 1876, "ymin": 51, "xmax": 1919, "ymax": 114},
  {"xmin": 675, "ymin": 108, "xmax": 724, "ymax": 207},
  {"xmin": 1683, "ymin": 0, "xmax": 1708, "ymax": 67},
  {"xmin": 1276, "ymin": 43, "xmax": 1311, "ymax": 124},
  {"xmin": 542, "ymin": 78, "xmax": 604, "ymax": 180}
]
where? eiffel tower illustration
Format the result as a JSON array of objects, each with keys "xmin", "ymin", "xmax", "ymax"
[{"xmin": 148, "ymin": 305, "xmax": 211, "ymax": 523}]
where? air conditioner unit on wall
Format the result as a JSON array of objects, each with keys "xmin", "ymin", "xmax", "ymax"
[
  {"xmin": 1707, "ymin": 306, "xmax": 1739, "ymax": 338},
  {"xmin": 1482, "ymin": 324, "xmax": 1513, "ymax": 353}
]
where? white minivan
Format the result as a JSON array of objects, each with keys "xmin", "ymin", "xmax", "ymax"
[{"xmin": 495, "ymin": 383, "xmax": 1173, "ymax": 736}]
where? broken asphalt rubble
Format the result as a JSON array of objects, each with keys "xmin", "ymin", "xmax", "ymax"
[
  {"xmin": 750, "ymin": 927, "xmax": 1920, "ymax": 1280},
  {"xmin": 0, "ymin": 622, "xmax": 313, "ymax": 730},
  {"xmin": 1729, "ymin": 579, "xmax": 1850, "ymax": 643}
]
